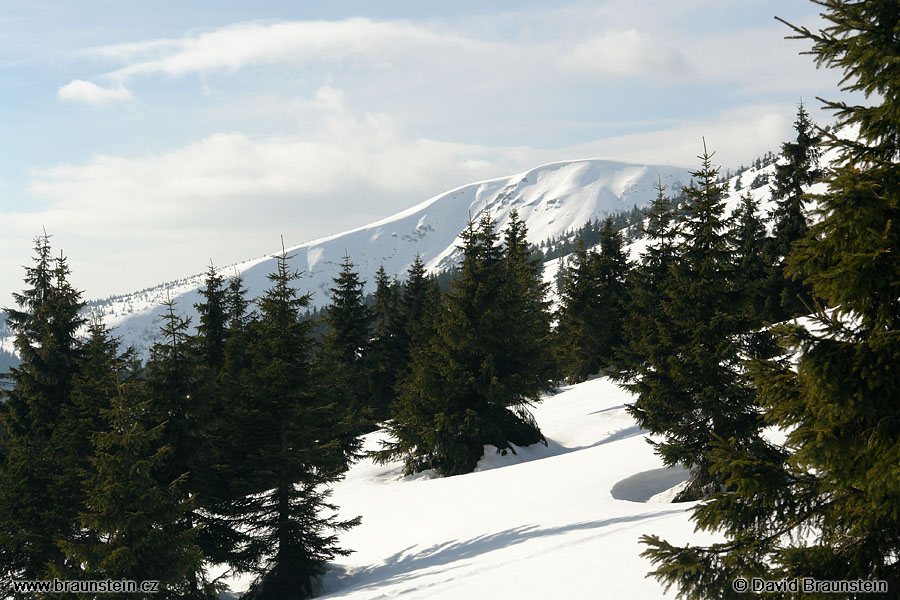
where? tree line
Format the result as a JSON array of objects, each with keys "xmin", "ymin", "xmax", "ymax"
[
  {"xmin": 0, "ymin": 207, "xmax": 558, "ymax": 597},
  {"xmin": 1, "ymin": 1, "xmax": 897, "ymax": 597}
]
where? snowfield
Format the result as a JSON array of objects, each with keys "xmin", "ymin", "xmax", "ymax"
[{"xmin": 227, "ymin": 377, "xmax": 719, "ymax": 599}]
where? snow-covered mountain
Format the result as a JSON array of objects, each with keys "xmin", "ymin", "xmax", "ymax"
[{"xmin": 89, "ymin": 158, "xmax": 692, "ymax": 355}]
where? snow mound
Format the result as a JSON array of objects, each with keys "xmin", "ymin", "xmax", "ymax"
[{"xmin": 610, "ymin": 466, "xmax": 690, "ymax": 503}]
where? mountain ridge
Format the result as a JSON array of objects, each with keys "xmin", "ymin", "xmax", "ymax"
[{"xmin": 64, "ymin": 157, "xmax": 693, "ymax": 355}]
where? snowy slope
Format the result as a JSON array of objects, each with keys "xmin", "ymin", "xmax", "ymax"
[
  {"xmin": 221, "ymin": 377, "xmax": 714, "ymax": 599},
  {"xmin": 86, "ymin": 159, "xmax": 690, "ymax": 355}
]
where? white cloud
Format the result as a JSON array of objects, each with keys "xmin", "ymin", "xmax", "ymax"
[
  {"xmin": 561, "ymin": 29, "xmax": 697, "ymax": 82},
  {"xmin": 24, "ymin": 86, "xmax": 518, "ymax": 235},
  {"xmin": 565, "ymin": 104, "xmax": 795, "ymax": 169},
  {"xmin": 58, "ymin": 79, "xmax": 133, "ymax": 104},
  {"xmin": 97, "ymin": 18, "xmax": 490, "ymax": 81}
]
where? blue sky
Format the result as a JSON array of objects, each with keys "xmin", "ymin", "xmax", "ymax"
[{"xmin": 0, "ymin": 1, "xmax": 846, "ymax": 298}]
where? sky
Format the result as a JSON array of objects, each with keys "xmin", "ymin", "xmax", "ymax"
[{"xmin": 0, "ymin": 0, "xmax": 849, "ymax": 299}]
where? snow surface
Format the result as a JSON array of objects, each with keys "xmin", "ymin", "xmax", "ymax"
[{"xmin": 223, "ymin": 377, "xmax": 717, "ymax": 599}]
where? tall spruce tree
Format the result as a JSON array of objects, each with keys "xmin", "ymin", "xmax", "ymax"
[
  {"xmin": 194, "ymin": 263, "xmax": 228, "ymax": 375},
  {"xmin": 0, "ymin": 235, "xmax": 86, "ymax": 582},
  {"xmin": 400, "ymin": 255, "xmax": 440, "ymax": 351},
  {"xmin": 200, "ymin": 273, "xmax": 262, "ymax": 574},
  {"xmin": 592, "ymin": 217, "xmax": 629, "ymax": 368},
  {"xmin": 616, "ymin": 180, "xmax": 678, "ymax": 379},
  {"xmin": 639, "ymin": 3, "xmax": 900, "ymax": 596},
  {"xmin": 731, "ymin": 192, "xmax": 771, "ymax": 326},
  {"xmin": 314, "ymin": 256, "xmax": 374, "ymax": 469},
  {"xmin": 61, "ymin": 332, "xmax": 203, "ymax": 598},
  {"xmin": 554, "ymin": 239, "xmax": 603, "ymax": 383},
  {"xmin": 378, "ymin": 214, "xmax": 554, "ymax": 476},
  {"xmin": 625, "ymin": 143, "xmax": 762, "ymax": 500},
  {"xmin": 145, "ymin": 297, "xmax": 198, "ymax": 492},
  {"xmin": 368, "ymin": 267, "xmax": 405, "ymax": 422},
  {"xmin": 190, "ymin": 266, "xmax": 249, "ymax": 577},
  {"xmin": 764, "ymin": 102, "xmax": 822, "ymax": 321},
  {"xmin": 555, "ymin": 218, "xmax": 628, "ymax": 382},
  {"xmin": 499, "ymin": 210, "xmax": 557, "ymax": 396},
  {"xmin": 239, "ymin": 247, "xmax": 358, "ymax": 600},
  {"xmin": 145, "ymin": 297, "xmax": 217, "ymax": 598}
]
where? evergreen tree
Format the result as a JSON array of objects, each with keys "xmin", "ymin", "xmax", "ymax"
[
  {"xmin": 499, "ymin": 210, "xmax": 557, "ymax": 398},
  {"xmin": 314, "ymin": 256, "xmax": 374, "ymax": 469},
  {"xmin": 400, "ymin": 255, "xmax": 440, "ymax": 350},
  {"xmin": 368, "ymin": 267, "xmax": 405, "ymax": 422},
  {"xmin": 200, "ymin": 273, "xmax": 262, "ymax": 574},
  {"xmin": 191, "ymin": 266, "xmax": 249, "ymax": 578},
  {"xmin": 554, "ymin": 218, "xmax": 627, "ymax": 383},
  {"xmin": 640, "ymin": 3, "xmax": 900, "ymax": 596},
  {"xmin": 145, "ymin": 297, "xmax": 197, "ymax": 491},
  {"xmin": 731, "ymin": 192, "xmax": 770, "ymax": 325},
  {"xmin": 61, "ymin": 333, "xmax": 203, "ymax": 598},
  {"xmin": 239, "ymin": 248, "xmax": 358, "ymax": 599},
  {"xmin": 554, "ymin": 239, "xmax": 603, "ymax": 383},
  {"xmin": 0, "ymin": 235, "xmax": 85, "ymax": 582},
  {"xmin": 379, "ymin": 214, "xmax": 554, "ymax": 476},
  {"xmin": 194, "ymin": 263, "xmax": 228, "ymax": 375},
  {"xmin": 625, "ymin": 143, "xmax": 762, "ymax": 500},
  {"xmin": 764, "ymin": 102, "xmax": 821, "ymax": 321},
  {"xmin": 592, "ymin": 217, "xmax": 630, "ymax": 368},
  {"xmin": 144, "ymin": 297, "xmax": 216, "ymax": 597},
  {"xmin": 616, "ymin": 180, "xmax": 678, "ymax": 380}
]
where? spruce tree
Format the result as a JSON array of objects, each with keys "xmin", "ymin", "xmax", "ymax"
[
  {"xmin": 764, "ymin": 102, "xmax": 821, "ymax": 321},
  {"xmin": 554, "ymin": 218, "xmax": 627, "ymax": 383},
  {"xmin": 239, "ymin": 247, "xmax": 358, "ymax": 599},
  {"xmin": 625, "ymin": 143, "xmax": 762, "ymax": 500},
  {"xmin": 640, "ymin": 3, "xmax": 900, "ymax": 596},
  {"xmin": 191, "ymin": 266, "xmax": 247, "ymax": 576},
  {"xmin": 0, "ymin": 235, "xmax": 85, "ymax": 582},
  {"xmin": 145, "ymin": 297, "xmax": 197, "ymax": 490},
  {"xmin": 400, "ymin": 255, "xmax": 440, "ymax": 351},
  {"xmin": 616, "ymin": 180, "xmax": 678, "ymax": 380},
  {"xmin": 194, "ymin": 263, "xmax": 228, "ymax": 375},
  {"xmin": 200, "ymin": 273, "xmax": 261, "ymax": 574},
  {"xmin": 592, "ymin": 217, "xmax": 629, "ymax": 368},
  {"xmin": 314, "ymin": 256, "xmax": 374, "ymax": 469},
  {"xmin": 379, "ymin": 214, "xmax": 554, "ymax": 476},
  {"xmin": 61, "ymin": 333, "xmax": 203, "ymax": 598},
  {"xmin": 144, "ymin": 297, "xmax": 217, "ymax": 597},
  {"xmin": 499, "ymin": 210, "xmax": 557, "ymax": 401},
  {"xmin": 554, "ymin": 239, "xmax": 603, "ymax": 383},
  {"xmin": 368, "ymin": 267, "xmax": 405, "ymax": 422},
  {"xmin": 731, "ymin": 192, "xmax": 771, "ymax": 326}
]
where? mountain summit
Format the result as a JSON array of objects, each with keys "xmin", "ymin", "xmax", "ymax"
[{"xmin": 94, "ymin": 158, "xmax": 691, "ymax": 354}]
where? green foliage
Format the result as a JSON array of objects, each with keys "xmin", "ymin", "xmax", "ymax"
[
  {"xmin": 237, "ymin": 248, "xmax": 359, "ymax": 599},
  {"xmin": 379, "ymin": 212, "xmax": 555, "ymax": 476},
  {"xmin": 764, "ymin": 102, "xmax": 821, "ymax": 321},
  {"xmin": 641, "ymin": 2, "xmax": 900, "ymax": 596},
  {"xmin": 368, "ymin": 266, "xmax": 406, "ymax": 422},
  {"xmin": 616, "ymin": 179, "xmax": 679, "ymax": 391},
  {"xmin": 0, "ymin": 234, "xmax": 86, "ymax": 583},
  {"xmin": 620, "ymin": 144, "xmax": 763, "ymax": 500},
  {"xmin": 314, "ymin": 256, "xmax": 375, "ymax": 470},
  {"xmin": 555, "ymin": 217, "xmax": 629, "ymax": 383},
  {"xmin": 61, "ymin": 331, "xmax": 203, "ymax": 599}
]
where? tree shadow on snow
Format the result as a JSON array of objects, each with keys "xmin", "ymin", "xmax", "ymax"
[
  {"xmin": 610, "ymin": 466, "xmax": 690, "ymax": 502},
  {"xmin": 321, "ymin": 509, "xmax": 684, "ymax": 597}
]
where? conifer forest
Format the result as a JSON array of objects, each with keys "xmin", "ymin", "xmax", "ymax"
[{"xmin": 1, "ymin": 1, "xmax": 898, "ymax": 598}]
